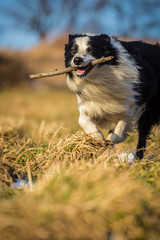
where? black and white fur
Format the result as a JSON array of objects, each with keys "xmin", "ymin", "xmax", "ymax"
[{"xmin": 65, "ymin": 33, "xmax": 160, "ymax": 159}]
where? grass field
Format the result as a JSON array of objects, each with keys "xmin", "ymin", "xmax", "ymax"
[{"xmin": 0, "ymin": 89, "xmax": 160, "ymax": 240}]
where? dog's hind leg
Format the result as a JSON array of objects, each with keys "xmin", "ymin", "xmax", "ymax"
[
  {"xmin": 106, "ymin": 120, "xmax": 128, "ymax": 143},
  {"xmin": 136, "ymin": 109, "xmax": 153, "ymax": 159}
]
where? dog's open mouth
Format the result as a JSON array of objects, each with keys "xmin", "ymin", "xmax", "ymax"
[{"xmin": 76, "ymin": 64, "xmax": 94, "ymax": 78}]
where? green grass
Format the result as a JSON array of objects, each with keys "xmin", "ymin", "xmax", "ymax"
[{"xmin": 0, "ymin": 89, "xmax": 160, "ymax": 240}]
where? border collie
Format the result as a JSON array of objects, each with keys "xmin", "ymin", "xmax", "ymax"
[{"xmin": 65, "ymin": 33, "xmax": 160, "ymax": 159}]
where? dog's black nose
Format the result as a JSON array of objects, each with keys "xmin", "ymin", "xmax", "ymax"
[{"xmin": 74, "ymin": 57, "xmax": 83, "ymax": 65}]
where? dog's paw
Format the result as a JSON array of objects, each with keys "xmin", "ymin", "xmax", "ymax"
[
  {"xmin": 119, "ymin": 152, "xmax": 137, "ymax": 165},
  {"xmin": 106, "ymin": 133, "xmax": 125, "ymax": 144},
  {"xmin": 87, "ymin": 130, "xmax": 105, "ymax": 144}
]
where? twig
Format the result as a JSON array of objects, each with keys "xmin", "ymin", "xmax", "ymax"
[
  {"xmin": 27, "ymin": 160, "xmax": 33, "ymax": 191},
  {"xmin": 29, "ymin": 56, "xmax": 114, "ymax": 79}
]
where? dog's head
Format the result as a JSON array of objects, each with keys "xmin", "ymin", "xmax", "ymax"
[{"xmin": 65, "ymin": 33, "xmax": 117, "ymax": 78}]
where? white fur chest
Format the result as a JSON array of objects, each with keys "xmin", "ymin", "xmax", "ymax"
[{"xmin": 66, "ymin": 68, "xmax": 136, "ymax": 129}]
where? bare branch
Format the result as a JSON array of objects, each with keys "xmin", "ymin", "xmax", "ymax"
[{"xmin": 29, "ymin": 56, "xmax": 114, "ymax": 79}]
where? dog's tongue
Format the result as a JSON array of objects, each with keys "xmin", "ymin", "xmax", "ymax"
[{"xmin": 76, "ymin": 69, "xmax": 85, "ymax": 76}]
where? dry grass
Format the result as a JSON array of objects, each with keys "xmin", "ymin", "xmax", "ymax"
[{"xmin": 0, "ymin": 89, "xmax": 160, "ymax": 240}]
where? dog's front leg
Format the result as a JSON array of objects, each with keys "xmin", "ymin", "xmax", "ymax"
[
  {"xmin": 79, "ymin": 113, "xmax": 105, "ymax": 142},
  {"xmin": 107, "ymin": 120, "xmax": 127, "ymax": 144}
]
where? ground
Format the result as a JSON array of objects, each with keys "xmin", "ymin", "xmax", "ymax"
[{"xmin": 0, "ymin": 89, "xmax": 160, "ymax": 240}]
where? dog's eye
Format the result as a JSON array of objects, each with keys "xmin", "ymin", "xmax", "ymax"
[
  {"xmin": 87, "ymin": 47, "xmax": 92, "ymax": 54},
  {"xmin": 70, "ymin": 48, "xmax": 77, "ymax": 55}
]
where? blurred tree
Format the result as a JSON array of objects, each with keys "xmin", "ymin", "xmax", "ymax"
[
  {"xmin": 110, "ymin": 0, "xmax": 160, "ymax": 38},
  {"xmin": 1, "ymin": 0, "xmax": 160, "ymax": 43},
  {"xmin": 62, "ymin": 0, "xmax": 109, "ymax": 32},
  {"xmin": 0, "ymin": 53, "xmax": 30, "ymax": 88},
  {"xmin": 0, "ymin": 0, "xmax": 110, "ymax": 41},
  {"xmin": 1, "ymin": 0, "xmax": 57, "ymax": 40}
]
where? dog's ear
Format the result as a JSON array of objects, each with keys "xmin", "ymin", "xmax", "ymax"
[
  {"xmin": 100, "ymin": 34, "xmax": 112, "ymax": 56},
  {"xmin": 68, "ymin": 34, "xmax": 75, "ymax": 42},
  {"xmin": 100, "ymin": 34, "xmax": 111, "ymax": 44}
]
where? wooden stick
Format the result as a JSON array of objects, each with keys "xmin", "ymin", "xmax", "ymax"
[{"xmin": 29, "ymin": 56, "xmax": 114, "ymax": 79}]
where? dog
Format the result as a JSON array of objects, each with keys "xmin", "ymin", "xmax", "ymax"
[{"xmin": 64, "ymin": 33, "xmax": 160, "ymax": 159}]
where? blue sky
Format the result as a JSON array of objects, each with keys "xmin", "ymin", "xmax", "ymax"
[
  {"xmin": 0, "ymin": 1, "xmax": 39, "ymax": 49},
  {"xmin": 0, "ymin": 0, "xmax": 160, "ymax": 50}
]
